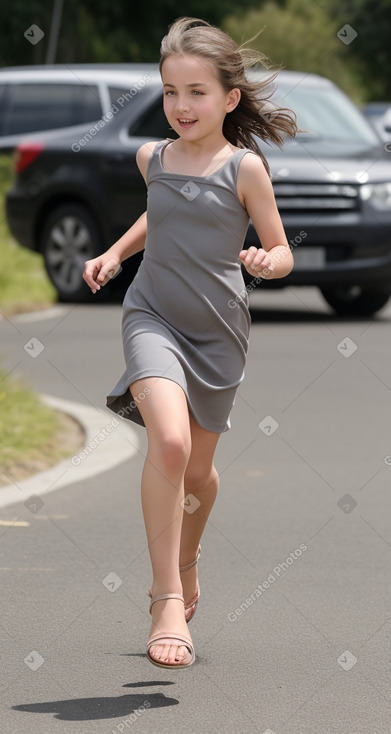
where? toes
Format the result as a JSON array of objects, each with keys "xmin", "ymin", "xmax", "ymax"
[
  {"xmin": 149, "ymin": 643, "xmax": 174, "ymax": 663},
  {"xmin": 169, "ymin": 644, "xmax": 186, "ymax": 663},
  {"xmin": 149, "ymin": 642, "xmax": 189, "ymax": 665},
  {"xmin": 161, "ymin": 644, "xmax": 172, "ymax": 662},
  {"xmin": 149, "ymin": 643, "xmax": 163, "ymax": 661}
]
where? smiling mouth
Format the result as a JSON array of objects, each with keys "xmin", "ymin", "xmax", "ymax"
[{"xmin": 178, "ymin": 119, "xmax": 197, "ymax": 127}]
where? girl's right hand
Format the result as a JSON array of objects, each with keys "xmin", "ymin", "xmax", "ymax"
[{"xmin": 83, "ymin": 252, "xmax": 121, "ymax": 294}]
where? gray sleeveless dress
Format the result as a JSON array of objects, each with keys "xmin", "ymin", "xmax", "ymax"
[{"xmin": 106, "ymin": 139, "xmax": 255, "ymax": 433}]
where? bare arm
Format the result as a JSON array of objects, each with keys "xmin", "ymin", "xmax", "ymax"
[
  {"xmin": 108, "ymin": 211, "xmax": 147, "ymax": 263},
  {"xmin": 237, "ymin": 154, "xmax": 294, "ymax": 280},
  {"xmin": 82, "ymin": 212, "xmax": 147, "ymax": 293}
]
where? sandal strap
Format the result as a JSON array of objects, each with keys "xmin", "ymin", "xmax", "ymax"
[
  {"xmin": 147, "ymin": 633, "xmax": 193, "ymax": 655},
  {"xmin": 149, "ymin": 592, "xmax": 184, "ymax": 614},
  {"xmin": 179, "ymin": 545, "xmax": 201, "ymax": 573},
  {"xmin": 184, "ymin": 588, "xmax": 200, "ymax": 610}
]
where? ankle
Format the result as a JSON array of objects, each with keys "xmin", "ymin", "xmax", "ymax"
[
  {"xmin": 150, "ymin": 583, "xmax": 183, "ymax": 598},
  {"xmin": 179, "ymin": 544, "xmax": 201, "ymax": 569}
]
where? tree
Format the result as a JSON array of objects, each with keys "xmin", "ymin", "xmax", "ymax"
[
  {"xmin": 0, "ymin": 0, "xmax": 266, "ymax": 66},
  {"xmin": 223, "ymin": 0, "xmax": 365, "ymax": 103},
  {"xmin": 327, "ymin": 0, "xmax": 391, "ymax": 100}
]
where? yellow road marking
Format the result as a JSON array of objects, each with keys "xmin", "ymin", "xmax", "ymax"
[{"xmin": 0, "ymin": 520, "xmax": 30, "ymax": 526}]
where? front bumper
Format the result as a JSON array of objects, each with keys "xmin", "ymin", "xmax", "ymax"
[{"xmin": 245, "ymin": 208, "xmax": 391, "ymax": 287}]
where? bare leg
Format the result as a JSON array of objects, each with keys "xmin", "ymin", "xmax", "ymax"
[
  {"xmin": 130, "ymin": 376, "xmax": 193, "ymax": 665},
  {"xmin": 180, "ymin": 414, "xmax": 220, "ymax": 609}
]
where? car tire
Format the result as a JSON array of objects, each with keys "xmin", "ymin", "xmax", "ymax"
[
  {"xmin": 320, "ymin": 285, "xmax": 391, "ymax": 316},
  {"xmin": 40, "ymin": 203, "xmax": 106, "ymax": 302}
]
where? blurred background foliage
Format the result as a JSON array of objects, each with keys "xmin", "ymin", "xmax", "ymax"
[{"xmin": 0, "ymin": 0, "xmax": 390, "ymax": 103}]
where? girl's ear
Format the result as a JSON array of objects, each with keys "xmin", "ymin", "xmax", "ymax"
[{"xmin": 226, "ymin": 88, "xmax": 241, "ymax": 113}]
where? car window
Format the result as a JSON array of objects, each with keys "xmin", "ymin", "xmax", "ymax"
[
  {"xmin": 2, "ymin": 83, "xmax": 102, "ymax": 136},
  {"xmin": 109, "ymin": 86, "xmax": 134, "ymax": 109},
  {"xmin": 129, "ymin": 97, "xmax": 176, "ymax": 139},
  {"xmin": 273, "ymin": 84, "xmax": 379, "ymax": 146}
]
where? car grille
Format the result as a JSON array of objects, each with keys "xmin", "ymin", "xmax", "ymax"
[{"xmin": 273, "ymin": 183, "xmax": 360, "ymax": 213}]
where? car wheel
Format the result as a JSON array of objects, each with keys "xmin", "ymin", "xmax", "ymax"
[
  {"xmin": 320, "ymin": 285, "xmax": 391, "ymax": 316},
  {"xmin": 40, "ymin": 203, "xmax": 105, "ymax": 302}
]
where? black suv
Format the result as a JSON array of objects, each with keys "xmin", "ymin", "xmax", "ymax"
[{"xmin": 6, "ymin": 66, "xmax": 391, "ymax": 315}]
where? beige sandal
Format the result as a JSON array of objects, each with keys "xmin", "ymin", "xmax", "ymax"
[
  {"xmin": 180, "ymin": 545, "xmax": 201, "ymax": 623},
  {"xmin": 146, "ymin": 593, "xmax": 195, "ymax": 669}
]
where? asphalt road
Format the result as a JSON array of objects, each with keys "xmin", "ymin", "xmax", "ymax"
[{"xmin": 1, "ymin": 286, "xmax": 390, "ymax": 734}]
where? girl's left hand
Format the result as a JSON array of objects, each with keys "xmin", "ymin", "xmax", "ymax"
[{"xmin": 239, "ymin": 246, "xmax": 274, "ymax": 278}]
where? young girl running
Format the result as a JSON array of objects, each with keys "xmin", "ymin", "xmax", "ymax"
[{"xmin": 83, "ymin": 16, "xmax": 297, "ymax": 669}]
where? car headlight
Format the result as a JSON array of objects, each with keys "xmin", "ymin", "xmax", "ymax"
[{"xmin": 360, "ymin": 182, "xmax": 391, "ymax": 209}]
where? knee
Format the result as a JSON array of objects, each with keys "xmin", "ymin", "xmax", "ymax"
[
  {"xmin": 152, "ymin": 432, "xmax": 191, "ymax": 474},
  {"xmin": 184, "ymin": 464, "xmax": 219, "ymax": 493}
]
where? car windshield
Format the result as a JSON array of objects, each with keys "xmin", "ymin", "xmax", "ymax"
[{"xmin": 266, "ymin": 82, "xmax": 380, "ymax": 148}]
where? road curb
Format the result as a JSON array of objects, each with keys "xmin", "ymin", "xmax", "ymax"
[
  {"xmin": 0, "ymin": 305, "xmax": 66, "ymax": 324},
  {"xmin": 0, "ymin": 394, "xmax": 140, "ymax": 511}
]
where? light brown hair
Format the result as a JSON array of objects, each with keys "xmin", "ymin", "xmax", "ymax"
[{"xmin": 159, "ymin": 17, "xmax": 299, "ymax": 176}]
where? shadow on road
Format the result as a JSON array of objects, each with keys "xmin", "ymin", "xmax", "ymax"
[{"xmin": 12, "ymin": 689, "xmax": 178, "ymax": 723}]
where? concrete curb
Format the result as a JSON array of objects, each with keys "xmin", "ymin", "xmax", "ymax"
[
  {"xmin": 0, "ymin": 394, "xmax": 140, "ymax": 511},
  {"xmin": 0, "ymin": 305, "xmax": 67, "ymax": 324}
]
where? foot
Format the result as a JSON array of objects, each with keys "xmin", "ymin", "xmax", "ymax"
[
  {"xmin": 180, "ymin": 547, "xmax": 200, "ymax": 623},
  {"xmin": 148, "ymin": 594, "xmax": 193, "ymax": 666}
]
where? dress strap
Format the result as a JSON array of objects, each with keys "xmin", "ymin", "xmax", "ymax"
[{"xmin": 146, "ymin": 139, "xmax": 173, "ymax": 183}]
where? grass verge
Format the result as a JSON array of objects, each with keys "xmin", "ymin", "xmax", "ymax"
[
  {"xmin": 0, "ymin": 369, "xmax": 85, "ymax": 487},
  {"xmin": 0, "ymin": 154, "xmax": 56, "ymax": 314},
  {"xmin": 0, "ymin": 158, "xmax": 83, "ymax": 488}
]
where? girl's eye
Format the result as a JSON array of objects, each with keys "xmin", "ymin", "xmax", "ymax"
[{"xmin": 163, "ymin": 90, "xmax": 204, "ymax": 96}]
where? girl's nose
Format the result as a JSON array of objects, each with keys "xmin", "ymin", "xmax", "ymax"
[{"xmin": 176, "ymin": 96, "xmax": 190, "ymax": 113}]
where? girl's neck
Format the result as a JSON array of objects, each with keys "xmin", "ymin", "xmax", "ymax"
[
  {"xmin": 162, "ymin": 137, "xmax": 239, "ymax": 177},
  {"xmin": 173, "ymin": 134, "xmax": 236, "ymax": 159}
]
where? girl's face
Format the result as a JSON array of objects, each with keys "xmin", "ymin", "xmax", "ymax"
[{"xmin": 161, "ymin": 54, "xmax": 240, "ymax": 143}]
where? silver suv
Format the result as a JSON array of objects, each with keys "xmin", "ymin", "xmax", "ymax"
[{"xmin": 0, "ymin": 64, "xmax": 156, "ymax": 151}]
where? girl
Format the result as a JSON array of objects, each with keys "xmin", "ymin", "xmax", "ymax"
[{"xmin": 83, "ymin": 16, "xmax": 297, "ymax": 669}]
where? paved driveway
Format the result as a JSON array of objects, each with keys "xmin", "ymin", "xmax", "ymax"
[{"xmin": 0, "ymin": 287, "xmax": 390, "ymax": 734}]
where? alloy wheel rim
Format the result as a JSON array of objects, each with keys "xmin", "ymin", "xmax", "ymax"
[{"xmin": 45, "ymin": 216, "xmax": 92, "ymax": 292}]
